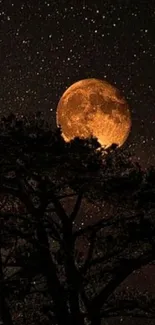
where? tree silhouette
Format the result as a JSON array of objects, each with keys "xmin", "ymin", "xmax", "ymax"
[{"xmin": 0, "ymin": 114, "xmax": 155, "ymax": 325}]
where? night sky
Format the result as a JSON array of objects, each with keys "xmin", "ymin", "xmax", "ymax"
[
  {"xmin": 1, "ymin": 3, "xmax": 155, "ymax": 324},
  {"xmin": 1, "ymin": 1, "xmax": 155, "ymax": 166}
]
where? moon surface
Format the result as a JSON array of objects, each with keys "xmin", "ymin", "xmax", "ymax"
[{"xmin": 56, "ymin": 78, "xmax": 131, "ymax": 148}]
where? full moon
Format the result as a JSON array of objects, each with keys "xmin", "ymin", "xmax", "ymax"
[{"xmin": 56, "ymin": 78, "xmax": 131, "ymax": 148}]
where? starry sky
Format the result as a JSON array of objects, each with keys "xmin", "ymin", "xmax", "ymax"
[{"xmin": 1, "ymin": 0, "xmax": 155, "ymax": 166}]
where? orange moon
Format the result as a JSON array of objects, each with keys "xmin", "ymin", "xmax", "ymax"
[{"xmin": 56, "ymin": 78, "xmax": 131, "ymax": 148}]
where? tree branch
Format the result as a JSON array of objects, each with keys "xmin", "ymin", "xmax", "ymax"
[
  {"xmin": 81, "ymin": 231, "xmax": 96, "ymax": 273},
  {"xmin": 90, "ymin": 252, "xmax": 155, "ymax": 314},
  {"xmin": 103, "ymin": 310, "xmax": 155, "ymax": 319},
  {"xmin": 81, "ymin": 241, "xmax": 131, "ymax": 274},
  {"xmin": 102, "ymin": 296, "xmax": 155, "ymax": 318},
  {"xmin": 73, "ymin": 218, "xmax": 117, "ymax": 239},
  {"xmin": 47, "ymin": 191, "xmax": 68, "ymax": 225},
  {"xmin": 70, "ymin": 192, "xmax": 83, "ymax": 222}
]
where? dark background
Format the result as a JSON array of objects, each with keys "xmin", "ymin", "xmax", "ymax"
[
  {"xmin": 1, "ymin": 0, "xmax": 155, "ymax": 165},
  {"xmin": 1, "ymin": 2, "xmax": 155, "ymax": 324}
]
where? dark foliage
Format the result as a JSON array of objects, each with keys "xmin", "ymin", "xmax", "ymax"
[{"xmin": 0, "ymin": 113, "xmax": 155, "ymax": 325}]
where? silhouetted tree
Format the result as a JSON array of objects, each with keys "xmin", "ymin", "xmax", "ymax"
[{"xmin": 0, "ymin": 114, "xmax": 155, "ymax": 325}]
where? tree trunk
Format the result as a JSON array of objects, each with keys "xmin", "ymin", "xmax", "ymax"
[
  {"xmin": 63, "ymin": 223, "xmax": 85, "ymax": 325},
  {"xmin": 36, "ymin": 222, "xmax": 71, "ymax": 325},
  {"xmin": 0, "ymin": 249, "xmax": 13, "ymax": 325},
  {"xmin": 90, "ymin": 316, "xmax": 101, "ymax": 325},
  {"xmin": 0, "ymin": 295, "xmax": 14, "ymax": 325},
  {"xmin": 69, "ymin": 289, "xmax": 85, "ymax": 325}
]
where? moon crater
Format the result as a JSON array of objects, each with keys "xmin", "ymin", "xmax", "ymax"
[{"xmin": 56, "ymin": 78, "xmax": 131, "ymax": 148}]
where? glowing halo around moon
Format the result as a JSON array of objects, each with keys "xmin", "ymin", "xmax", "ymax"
[{"xmin": 56, "ymin": 78, "xmax": 131, "ymax": 148}]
